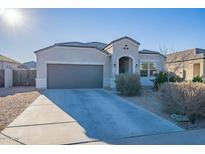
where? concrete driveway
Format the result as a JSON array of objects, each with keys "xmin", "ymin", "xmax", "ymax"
[{"xmin": 1, "ymin": 89, "xmax": 183, "ymax": 144}]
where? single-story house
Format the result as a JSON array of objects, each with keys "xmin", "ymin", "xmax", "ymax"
[
  {"xmin": 35, "ymin": 36, "xmax": 166, "ymax": 89},
  {"xmin": 166, "ymin": 48, "xmax": 205, "ymax": 80},
  {"xmin": 0, "ymin": 54, "xmax": 21, "ymax": 88}
]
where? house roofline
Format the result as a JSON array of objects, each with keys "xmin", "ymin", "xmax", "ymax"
[
  {"xmin": 34, "ymin": 45, "xmax": 56, "ymax": 53},
  {"xmin": 34, "ymin": 36, "xmax": 140, "ymax": 54},
  {"xmin": 104, "ymin": 36, "xmax": 140, "ymax": 50},
  {"xmin": 56, "ymin": 44, "xmax": 110, "ymax": 55},
  {"xmin": 166, "ymin": 48, "xmax": 205, "ymax": 63},
  {"xmin": 139, "ymin": 50, "xmax": 166, "ymax": 58},
  {"xmin": 166, "ymin": 48, "xmax": 205, "ymax": 56},
  {"xmin": 34, "ymin": 44, "xmax": 111, "ymax": 56},
  {"xmin": 166, "ymin": 57, "xmax": 205, "ymax": 64}
]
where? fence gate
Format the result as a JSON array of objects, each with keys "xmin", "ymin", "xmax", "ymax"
[
  {"xmin": 0, "ymin": 70, "xmax": 4, "ymax": 87},
  {"xmin": 13, "ymin": 70, "xmax": 36, "ymax": 86}
]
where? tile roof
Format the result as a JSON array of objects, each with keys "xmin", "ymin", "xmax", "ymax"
[
  {"xmin": 139, "ymin": 49, "xmax": 166, "ymax": 57},
  {"xmin": 35, "ymin": 42, "xmax": 109, "ymax": 55},
  {"xmin": 139, "ymin": 49, "xmax": 160, "ymax": 54},
  {"xmin": 55, "ymin": 41, "xmax": 107, "ymax": 50},
  {"xmin": 166, "ymin": 48, "xmax": 205, "ymax": 63}
]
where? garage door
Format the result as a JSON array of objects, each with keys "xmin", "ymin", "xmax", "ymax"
[{"xmin": 47, "ymin": 64, "xmax": 103, "ymax": 89}]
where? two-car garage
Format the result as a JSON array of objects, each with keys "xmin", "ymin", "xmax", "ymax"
[
  {"xmin": 35, "ymin": 44, "xmax": 111, "ymax": 89},
  {"xmin": 47, "ymin": 64, "xmax": 103, "ymax": 89}
]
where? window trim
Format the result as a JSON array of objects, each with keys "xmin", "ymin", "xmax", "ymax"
[
  {"xmin": 140, "ymin": 62, "xmax": 149, "ymax": 77},
  {"xmin": 140, "ymin": 61, "xmax": 158, "ymax": 78}
]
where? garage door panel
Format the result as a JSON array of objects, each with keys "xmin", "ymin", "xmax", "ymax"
[{"xmin": 47, "ymin": 64, "xmax": 103, "ymax": 89}]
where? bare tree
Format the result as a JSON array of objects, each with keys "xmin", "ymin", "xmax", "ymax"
[{"xmin": 158, "ymin": 46, "xmax": 192, "ymax": 82}]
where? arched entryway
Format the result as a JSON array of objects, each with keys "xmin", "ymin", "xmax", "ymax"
[{"xmin": 119, "ymin": 56, "xmax": 133, "ymax": 74}]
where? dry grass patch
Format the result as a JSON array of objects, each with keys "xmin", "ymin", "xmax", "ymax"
[{"xmin": 158, "ymin": 82, "xmax": 205, "ymax": 120}]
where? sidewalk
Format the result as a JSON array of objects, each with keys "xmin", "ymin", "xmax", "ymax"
[
  {"xmin": 2, "ymin": 127, "xmax": 205, "ymax": 145},
  {"xmin": 0, "ymin": 95, "xmax": 96, "ymax": 145},
  {"xmin": 111, "ymin": 128, "xmax": 205, "ymax": 145}
]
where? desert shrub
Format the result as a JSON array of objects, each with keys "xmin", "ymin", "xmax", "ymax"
[
  {"xmin": 158, "ymin": 82, "xmax": 205, "ymax": 122},
  {"xmin": 169, "ymin": 75, "xmax": 184, "ymax": 82},
  {"xmin": 153, "ymin": 72, "xmax": 168, "ymax": 90},
  {"xmin": 153, "ymin": 71, "xmax": 183, "ymax": 90},
  {"xmin": 115, "ymin": 73, "xmax": 141, "ymax": 96},
  {"xmin": 192, "ymin": 76, "xmax": 203, "ymax": 83}
]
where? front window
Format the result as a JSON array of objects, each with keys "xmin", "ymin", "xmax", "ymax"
[
  {"xmin": 150, "ymin": 62, "xmax": 157, "ymax": 77},
  {"xmin": 140, "ymin": 62, "xmax": 158, "ymax": 77},
  {"xmin": 140, "ymin": 62, "xmax": 148, "ymax": 77}
]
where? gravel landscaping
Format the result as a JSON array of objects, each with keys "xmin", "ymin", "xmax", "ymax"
[
  {"xmin": 122, "ymin": 88, "xmax": 172, "ymax": 122},
  {"xmin": 122, "ymin": 88, "xmax": 205, "ymax": 130},
  {"xmin": 0, "ymin": 87, "xmax": 41, "ymax": 131}
]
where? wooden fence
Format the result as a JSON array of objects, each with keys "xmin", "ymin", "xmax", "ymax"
[
  {"xmin": 0, "ymin": 70, "xmax": 4, "ymax": 87},
  {"xmin": 13, "ymin": 70, "xmax": 36, "ymax": 86}
]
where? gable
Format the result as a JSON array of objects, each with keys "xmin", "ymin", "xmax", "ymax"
[
  {"xmin": 106, "ymin": 38, "xmax": 139, "ymax": 57},
  {"xmin": 113, "ymin": 38, "xmax": 139, "ymax": 50},
  {"xmin": 104, "ymin": 36, "xmax": 140, "ymax": 50}
]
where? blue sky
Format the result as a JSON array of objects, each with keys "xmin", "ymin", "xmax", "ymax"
[{"xmin": 0, "ymin": 8, "xmax": 205, "ymax": 62}]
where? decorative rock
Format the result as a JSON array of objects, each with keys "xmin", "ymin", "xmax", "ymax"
[{"xmin": 171, "ymin": 114, "xmax": 190, "ymax": 122}]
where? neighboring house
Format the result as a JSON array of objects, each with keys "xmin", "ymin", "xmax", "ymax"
[
  {"xmin": 0, "ymin": 54, "xmax": 21, "ymax": 88},
  {"xmin": 166, "ymin": 48, "xmax": 205, "ymax": 80},
  {"xmin": 35, "ymin": 36, "xmax": 166, "ymax": 89},
  {"xmin": 18, "ymin": 61, "xmax": 36, "ymax": 70}
]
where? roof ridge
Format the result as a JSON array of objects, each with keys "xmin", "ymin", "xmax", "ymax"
[
  {"xmin": 55, "ymin": 41, "xmax": 85, "ymax": 45},
  {"xmin": 86, "ymin": 41, "xmax": 107, "ymax": 44}
]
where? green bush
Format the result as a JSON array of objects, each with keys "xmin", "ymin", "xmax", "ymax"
[
  {"xmin": 169, "ymin": 75, "xmax": 184, "ymax": 82},
  {"xmin": 152, "ymin": 72, "xmax": 168, "ymax": 90},
  {"xmin": 192, "ymin": 76, "xmax": 203, "ymax": 83},
  {"xmin": 152, "ymin": 71, "xmax": 183, "ymax": 90},
  {"xmin": 115, "ymin": 73, "xmax": 141, "ymax": 96}
]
